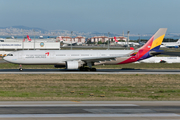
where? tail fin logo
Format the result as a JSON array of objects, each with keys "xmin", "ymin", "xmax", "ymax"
[
  {"xmin": 130, "ymin": 47, "xmax": 135, "ymax": 50},
  {"xmin": 114, "ymin": 37, "xmax": 118, "ymax": 42},
  {"xmin": 27, "ymin": 35, "xmax": 31, "ymax": 41}
]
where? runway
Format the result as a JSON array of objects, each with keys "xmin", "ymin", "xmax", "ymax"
[
  {"xmin": 0, "ymin": 68, "xmax": 180, "ymax": 74},
  {"xmin": 0, "ymin": 101, "xmax": 179, "ymax": 120}
]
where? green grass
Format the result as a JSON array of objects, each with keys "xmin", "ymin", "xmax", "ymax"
[{"xmin": 0, "ymin": 74, "xmax": 179, "ymax": 100}]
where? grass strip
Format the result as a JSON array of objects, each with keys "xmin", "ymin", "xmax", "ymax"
[
  {"xmin": 1, "ymin": 62, "xmax": 180, "ymax": 69},
  {"xmin": 0, "ymin": 74, "xmax": 179, "ymax": 101}
]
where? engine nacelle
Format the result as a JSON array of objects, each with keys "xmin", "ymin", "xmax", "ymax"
[{"xmin": 66, "ymin": 61, "xmax": 82, "ymax": 69}]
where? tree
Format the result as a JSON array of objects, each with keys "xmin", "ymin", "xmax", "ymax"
[
  {"xmin": 98, "ymin": 41, "xmax": 102, "ymax": 44},
  {"xmin": 87, "ymin": 40, "xmax": 93, "ymax": 44}
]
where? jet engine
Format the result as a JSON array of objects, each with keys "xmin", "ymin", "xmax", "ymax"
[{"xmin": 66, "ymin": 61, "xmax": 83, "ymax": 69}]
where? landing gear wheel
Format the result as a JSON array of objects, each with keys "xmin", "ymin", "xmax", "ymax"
[
  {"xmin": 19, "ymin": 68, "xmax": 23, "ymax": 71},
  {"xmin": 79, "ymin": 67, "xmax": 96, "ymax": 71},
  {"xmin": 79, "ymin": 67, "xmax": 84, "ymax": 71},
  {"xmin": 84, "ymin": 67, "xmax": 90, "ymax": 71},
  {"xmin": 19, "ymin": 64, "xmax": 23, "ymax": 71},
  {"xmin": 91, "ymin": 68, "xmax": 96, "ymax": 71}
]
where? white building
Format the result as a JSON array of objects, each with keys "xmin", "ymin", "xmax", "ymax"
[
  {"xmin": 74, "ymin": 36, "xmax": 85, "ymax": 43},
  {"xmin": 56, "ymin": 36, "xmax": 85, "ymax": 43},
  {"xmin": 91, "ymin": 36, "xmax": 108, "ymax": 43},
  {"xmin": 0, "ymin": 41, "xmax": 60, "ymax": 56},
  {"xmin": 109, "ymin": 36, "xmax": 127, "ymax": 42},
  {"xmin": 90, "ymin": 36, "xmax": 127, "ymax": 43}
]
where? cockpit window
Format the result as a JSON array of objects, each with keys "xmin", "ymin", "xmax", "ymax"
[{"xmin": 7, "ymin": 54, "xmax": 13, "ymax": 56}]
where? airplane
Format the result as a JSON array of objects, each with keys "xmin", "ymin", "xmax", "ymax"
[
  {"xmin": 59, "ymin": 36, "xmax": 82, "ymax": 46},
  {"xmin": 114, "ymin": 37, "xmax": 126, "ymax": 46},
  {"xmin": 114, "ymin": 37, "xmax": 139, "ymax": 46},
  {"xmin": 3, "ymin": 28, "xmax": 167, "ymax": 71},
  {"xmin": 161, "ymin": 39, "xmax": 180, "ymax": 48},
  {"xmin": 138, "ymin": 37, "xmax": 146, "ymax": 46},
  {"xmin": 135, "ymin": 56, "xmax": 180, "ymax": 63}
]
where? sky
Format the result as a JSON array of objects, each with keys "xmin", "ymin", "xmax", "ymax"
[{"xmin": 0, "ymin": 0, "xmax": 180, "ymax": 34}]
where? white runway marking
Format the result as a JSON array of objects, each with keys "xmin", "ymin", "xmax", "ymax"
[
  {"xmin": 0, "ymin": 114, "xmax": 179, "ymax": 118},
  {"xmin": 0, "ymin": 104, "xmax": 138, "ymax": 107},
  {"xmin": 84, "ymin": 109, "xmax": 155, "ymax": 114}
]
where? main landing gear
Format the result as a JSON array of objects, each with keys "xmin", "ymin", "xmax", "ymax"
[
  {"xmin": 79, "ymin": 62, "xmax": 96, "ymax": 71},
  {"xmin": 19, "ymin": 64, "xmax": 23, "ymax": 71},
  {"xmin": 79, "ymin": 67, "xmax": 96, "ymax": 71}
]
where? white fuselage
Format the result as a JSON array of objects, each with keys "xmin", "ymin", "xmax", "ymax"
[
  {"xmin": 135, "ymin": 57, "xmax": 180, "ymax": 63},
  {"xmin": 4, "ymin": 50, "xmax": 133, "ymax": 65},
  {"xmin": 116, "ymin": 42, "xmax": 139, "ymax": 46},
  {"xmin": 161, "ymin": 40, "xmax": 180, "ymax": 48}
]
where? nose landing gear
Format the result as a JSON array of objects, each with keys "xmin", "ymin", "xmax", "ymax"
[{"xmin": 19, "ymin": 64, "xmax": 23, "ymax": 71}]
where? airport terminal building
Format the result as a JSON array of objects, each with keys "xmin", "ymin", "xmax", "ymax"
[{"xmin": 0, "ymin": 40, "xmax": 60, "ymax": 56}]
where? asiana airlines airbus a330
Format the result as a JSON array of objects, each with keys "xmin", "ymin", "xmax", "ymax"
[{"xmin": 4, "ymin": 28, "xmax": 167, "ymax": 71}]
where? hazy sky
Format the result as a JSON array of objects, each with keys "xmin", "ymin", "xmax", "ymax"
[{"xmin": 0, "ymin": 0, "xmax": 179, "ymax": 34}]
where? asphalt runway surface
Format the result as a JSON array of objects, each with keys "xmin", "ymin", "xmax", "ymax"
[
  {"xmin": 0, "ymin": 68, "xmax": 180, "ymax": 74},
  {"xmin": 0, "ymin": 101, "xmax": 179, "ymax": 120}
]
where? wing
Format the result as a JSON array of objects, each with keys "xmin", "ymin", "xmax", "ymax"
[
  {"xmin": 81, "ymin": 56, "xmax": 118, "ymax": 63},
  {"xmin": 63, "ymin": 55, "xmax": 128, "ymax": 63}
]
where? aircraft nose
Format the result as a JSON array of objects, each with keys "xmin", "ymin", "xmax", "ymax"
[{"xmin": 3, "ymin": 56, "xmax": 9, "ymax": 62}]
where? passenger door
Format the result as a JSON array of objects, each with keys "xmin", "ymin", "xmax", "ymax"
[
  {"xmin": 18, "ymin": 52, "xmax": 22, "ymax": 59},
  {"xmin": 50, "ymin": 51, "xmax": 55, "ymax": 59}
]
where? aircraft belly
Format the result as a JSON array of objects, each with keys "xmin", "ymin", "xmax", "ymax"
[
  {"xmin": 105, "ymin": 57, "xmax": 129, "ymax": 65},
  {"xmin": 94, "ymin": 57, "xmax": 129, "ymax": 65}
]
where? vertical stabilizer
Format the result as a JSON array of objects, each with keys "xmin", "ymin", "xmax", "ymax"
[{"xmin": 119, "ymin": 28, "xmax": 167, "ymax": 64}]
